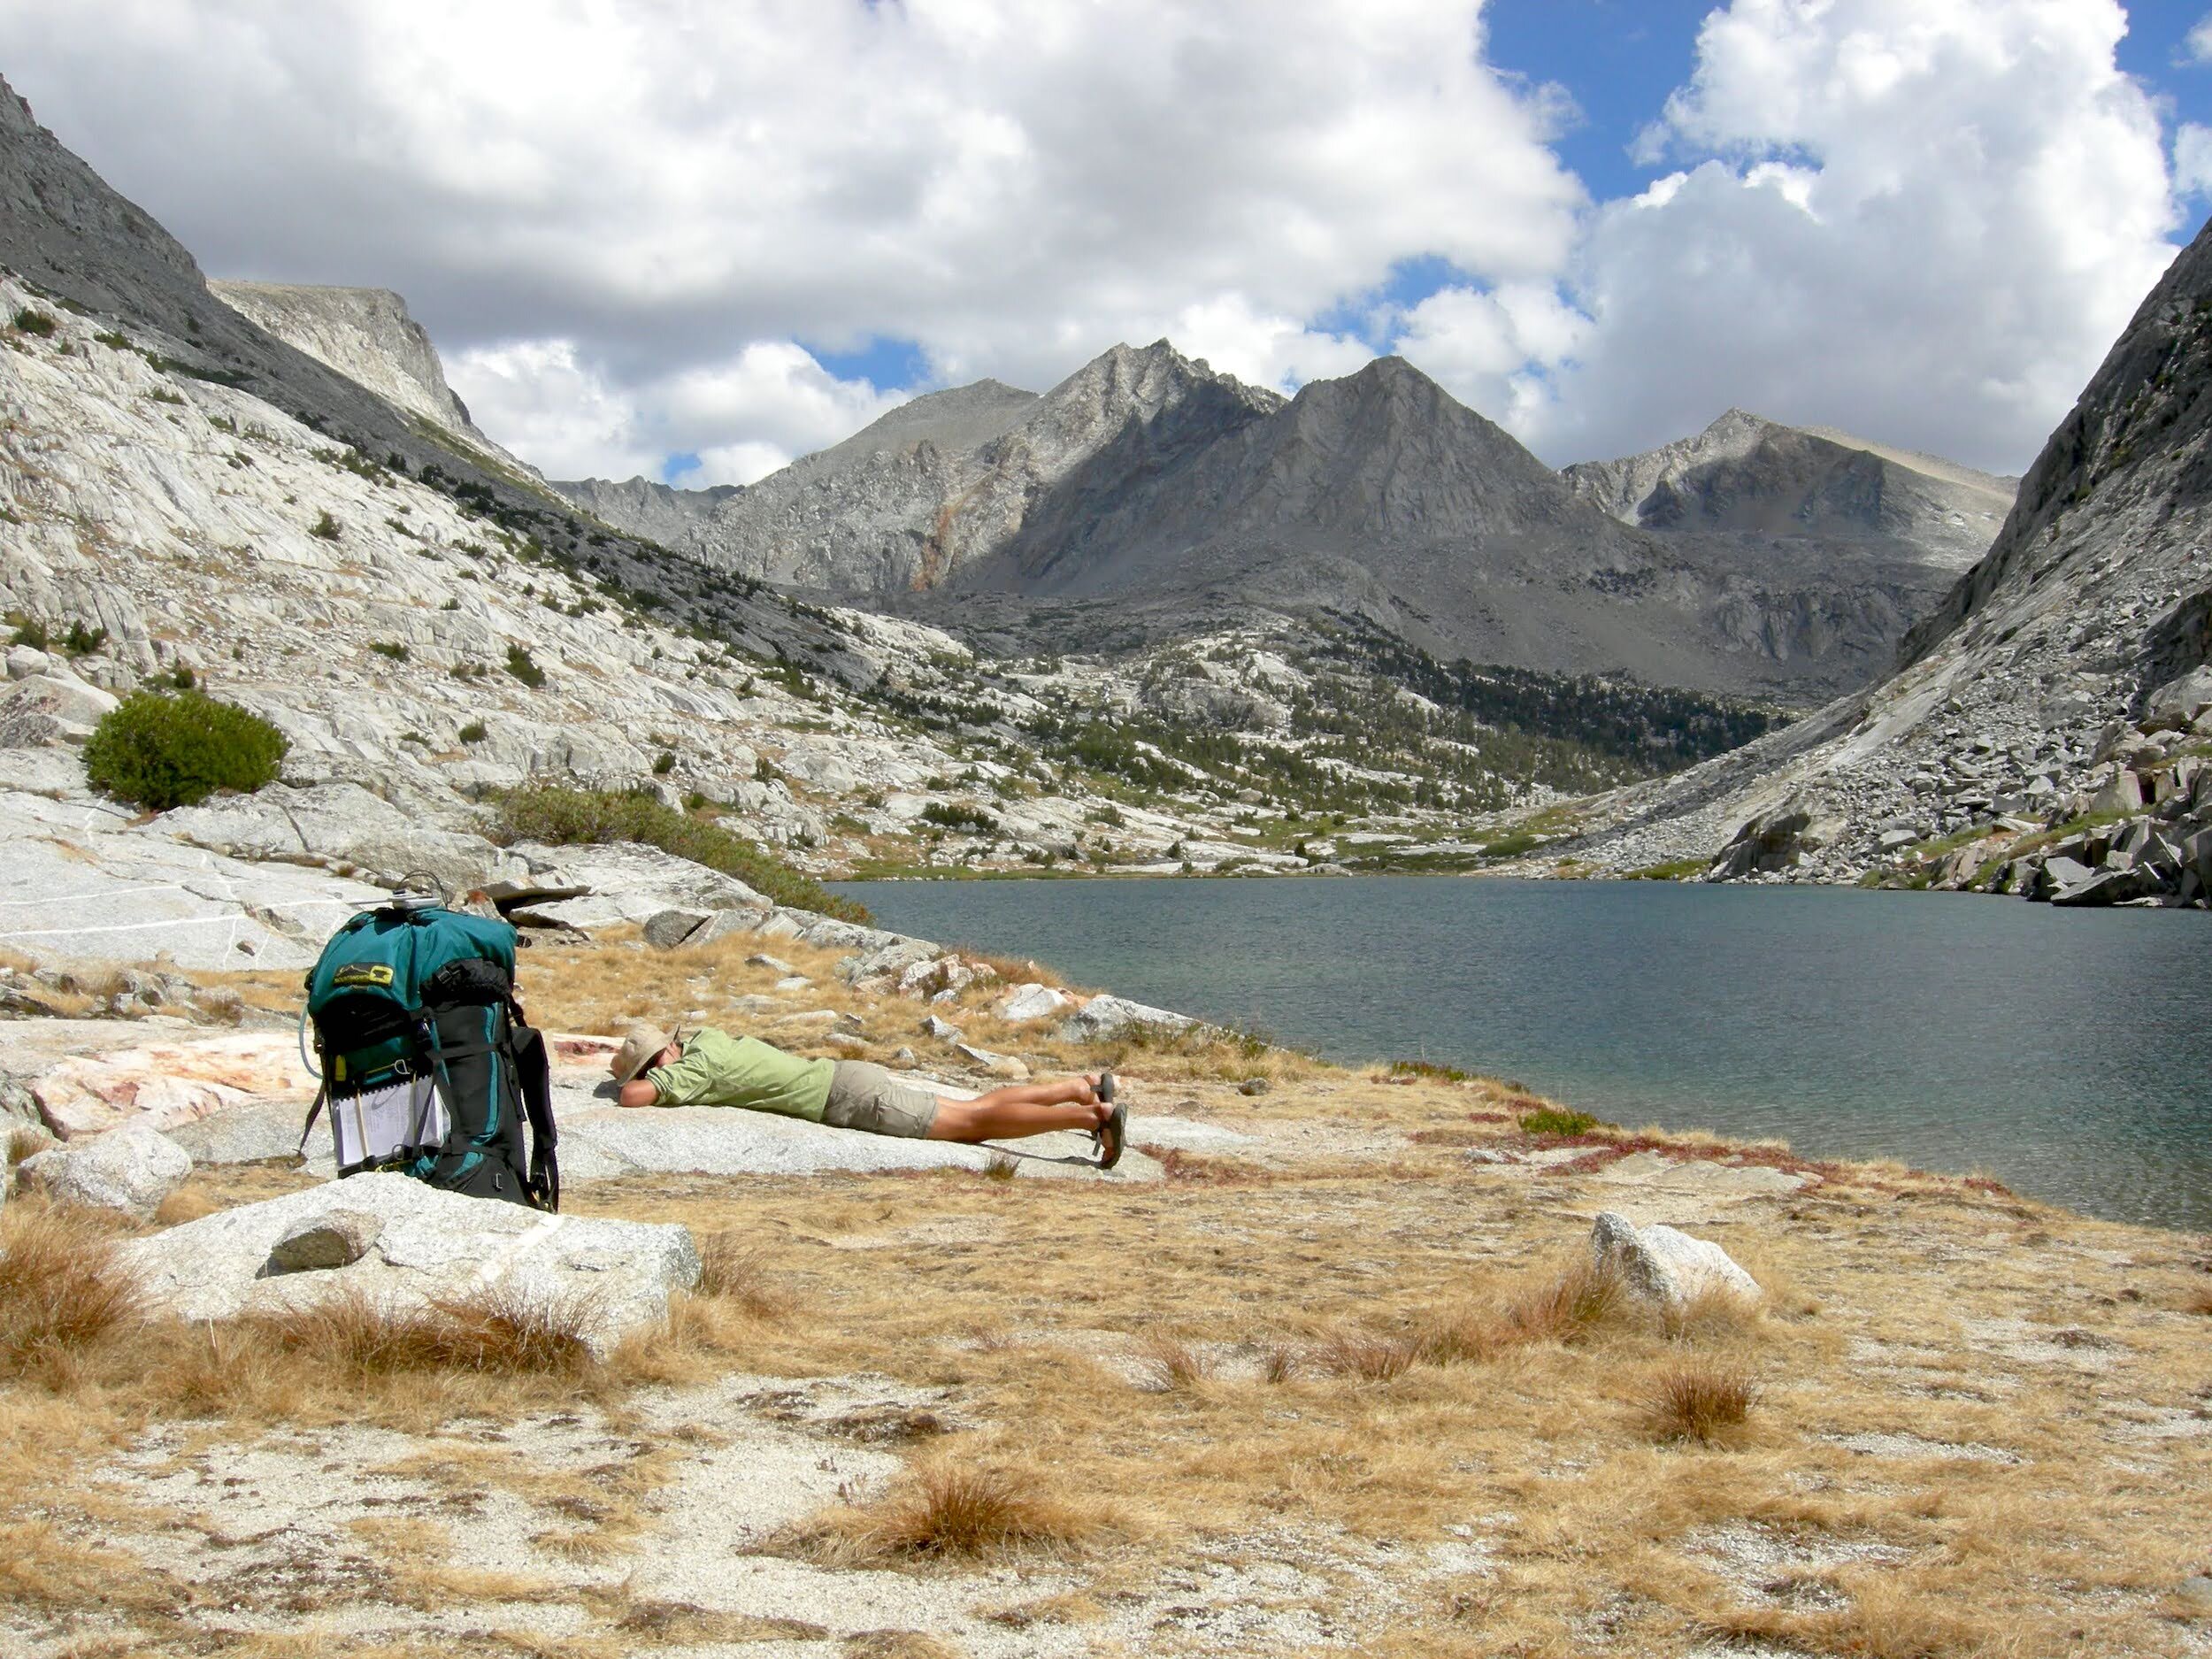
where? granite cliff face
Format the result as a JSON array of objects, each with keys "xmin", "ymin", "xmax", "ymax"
[
  {"xmin": 208, "ymin": 282, "xmax": 506, "ymax": 457},
  {"xmin": 1564, "ymin": 219, "xmax": 2212, "ymax": 909}
]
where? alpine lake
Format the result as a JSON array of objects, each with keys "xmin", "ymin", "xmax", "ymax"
[{"xmin": 832, "ymin": 875, "xmax": 2212, "ymax": 1233}]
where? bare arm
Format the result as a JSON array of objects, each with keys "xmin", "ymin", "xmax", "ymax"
[{"xmin": 617, "ymin": 1078, "xmax": 660, "ymax": 1109}]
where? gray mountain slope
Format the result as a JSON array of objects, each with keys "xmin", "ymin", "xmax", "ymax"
[
  {"xmin": 557, "ymin": 474, "xmax": 741, "ymax": 549},
  {"xmin": 943, "ymin": 357, "xmax": 1967, "ymax": 699},
  {"xmin": 0, "ymin": 71, "xmax": 876, "ymax": 688},
  {"xmin": 652, "ymin": 348, "xmax": 1276, "ymax": 593},
  {"xmin": 1566, "ymin": 214, "xmax": 2212, "ymax": 879},
  {"xmin": 0, "ymin": 79, "xmax": 516, "ymax": 496},
  {"xmin": 1562, "ymin": 407, "xmax": 2013, "ymax": 568}
]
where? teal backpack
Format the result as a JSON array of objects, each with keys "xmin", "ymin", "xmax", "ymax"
[{"xmin": 300, "ymin": 895, "xmax": 557, "ymax": 1210}]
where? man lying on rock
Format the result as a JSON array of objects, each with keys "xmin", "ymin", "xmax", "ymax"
[{"xmin": 607, "ymin": 1023, "xmax": 1128, "ymax": 1168}]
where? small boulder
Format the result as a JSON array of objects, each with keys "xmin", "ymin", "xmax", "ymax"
[
  {"xmin": 921, "ymin": 1014, "xmax": 964, "ymax": 1041},
  {"xmin": 267, "ymin": 1208, "xmax": 383, "ymax": 1273},
  {"xmin": 956, "ymin": 1042, "xmax": 1029, "ymax": 1080},
  {"xmin": 1589, "ymin": 1210, "xmax": 1761, "ymax": 1309},
  {"xmin": 1238, "ymin": 1077, "xmax": 1271, "ymax": 1096},
  {"xmin": 18, "ymin": 1121, "xmax": 192, "ymax": 1219},
  {"xmin": 682, "ymin": 907, "xmax": 771, "ymax": 949},
  {"xmin": 642, "ymin": 909, "xmax": 709, "ymax": 949},
  {"xmin": 2089, "ymin": 770, "xmax": 2145, "ymax": 818},
  {"xmin": 749, "ymin": 953, "xmax": 797, "ymax": 975},
  {"xmin": 997, "ymin": 982, "xmax": 1071, "ymax": 1024}
]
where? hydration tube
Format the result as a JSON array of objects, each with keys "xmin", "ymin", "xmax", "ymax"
[{"xmin": 297, "ymin": 1002, "xmax": 321, "ymax": 1080}]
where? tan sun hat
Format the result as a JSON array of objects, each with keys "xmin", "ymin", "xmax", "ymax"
[{"xmin": 610, "ymin": 1022, "xmax": 675, "ymax": 1086}]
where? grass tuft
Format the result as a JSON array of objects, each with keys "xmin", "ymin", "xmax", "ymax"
[
  {"xmin": 1134, "ymin": 1332, "xmax": 1214, "ymax": 1391},
  {"xmin": 0, "ymin": 1203, "xmax": 144, "ymax": 1377},
  {"xmin": 247, "ymin": 1284, "xmax": 598, "ymax": 1379},
  {"xmin": 1502, "ymin": 1257, "xmax": 1624, "ymax": 1346},
  {"xmin": 694, "ymin": 1234, "xmax": 790, "ymax": 1321},
  {"xmin": 981, "ymin": 1152, "xmax": 1018, "ymax": 1183},
  {"xmin": 494, "ymin": 783, "xmax": 868, "ymax": 922},
  {"xmin": 1518, "ymin": 1106, "xmax": 1599, "ymax": 1137},
  {"xmin": 1643, "ymin": 1356, "xmax": 1759, "ymax": 1443},
  {"xmin": 1316, "ymin": 1327, "xmax": 1419, "ymax": 1382},
  {"xmin": 803, "ymin": 1462, "xmax": 1101, "ymax": 1563}
]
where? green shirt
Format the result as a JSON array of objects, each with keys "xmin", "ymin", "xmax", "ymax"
[{"xmin": 644, "ymin": 1027, "xmax": 834, "ymax": 1121}]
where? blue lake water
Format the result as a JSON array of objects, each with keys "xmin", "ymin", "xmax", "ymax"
[{"xmin": 831, "ymin": 876, "xmax": 2212, "ymax": 1233}]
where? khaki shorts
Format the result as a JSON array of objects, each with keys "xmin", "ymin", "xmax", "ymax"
[{"xmin": 824, "ymin": 1061, "xmax": 941, "ymax": 1139}]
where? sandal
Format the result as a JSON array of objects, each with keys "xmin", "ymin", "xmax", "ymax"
[{"xmin": 1093, "ymin": 1072, "xmax": 1125, "ymax": 1170}]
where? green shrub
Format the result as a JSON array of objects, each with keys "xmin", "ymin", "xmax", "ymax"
[
  {"xmin": 62, "ymin": 621, "xmax": 105, "ymax": 657},
  {"xmin": 504, "ymin": 644, "xmax": 545, "ymax": 687},
  {"xmin": 920, "ymin": 801, "xmax": 999, "ymax": 834},
  {"xmin": 492, "ymin": 785, "xmax": 869, "ymax": 924},
  {"xmin": 310, "ymin": 511, "xmax": 341, "ymax": 541},
  {"xmin": 652, "ymin": 749, "xmax": 677, "ymax": 775},
  {"xmin": 83, "ymin": 690, "xmax": 288, "ymax": 810},
  {"xmin": 1518, "ymin": 1108, "xmax": 1598, "ymax": 1138},
  {"xmin": 369, "ymin": 641, "xmax": 410, "ymax": 662},
  {"xmin": 7, "ymin": 618, "xmax": 48, "ymax": 650},
  {"xmin": 12, "ymin": 309, "xmax": 56, "ymax": 337},
  {"xmin": 457, "ymin": 720, "xmax": 488, "ymax": 743}
]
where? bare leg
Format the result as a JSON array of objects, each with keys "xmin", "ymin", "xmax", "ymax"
[{"xmin": 926, "ymin": 1074, "xmax": 1108, "ymax": 1142}]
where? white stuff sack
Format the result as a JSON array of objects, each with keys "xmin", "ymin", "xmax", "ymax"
[{"xmin": 330, "ymin": 1075, "xmax": 446, "ymax": 1171}]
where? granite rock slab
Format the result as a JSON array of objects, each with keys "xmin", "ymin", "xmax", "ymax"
[{"xmin": 119, "ymin": 1172, "xmax": 700, "ymax": 1356}]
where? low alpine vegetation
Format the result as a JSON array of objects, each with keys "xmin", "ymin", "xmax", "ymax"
[
  {"xmin": 11, "ymin": 307, "xmax": 56, "ymax": 337},
  {"xmin": 83, "ymin": 688, "xmax": 288, "ymax": 810},
  {"xmin": 493, "ymin": 784, "xmax": 870, "ymax": 923},
  {"xmin": 1518, "ymin": 1107, "xmax": 1598, "ymax": 1137},
  {"xmin": 504, "ymin": 642, "xmax": 546, "ymax": 687}
]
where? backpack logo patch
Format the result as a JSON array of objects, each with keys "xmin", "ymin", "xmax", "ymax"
[{"xmin": 333, "ymin": 964, "xmax": 396, "ymax": 989}]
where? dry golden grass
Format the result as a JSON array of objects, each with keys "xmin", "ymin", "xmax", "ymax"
[
  {"xmin": 0, "ymin": 1201, "xmax": 143, "ymax": 1377},
  {"xmin": 1133, "ymin": 1330, "xmax": 1215, "ymax": 1390},
  {"xmin": 691, "ymin": 1232, "xmax": 791, "ymax": 1321},
  {"xmin": 1314, "ymin": 1325, "xmax": 1420, "ymax": 1382},
  {"xmin": 247, "ymin": 1284, "xmax": 601, "ymax": 1379},
  {"xmin": 1641, "ymin": 1356, "xmax": 1761, "ymax": 1444},
  {"xmin": 793, "ymin": 1460, "xmax": 1107, "ymax": 1565},
  {"xmin": 1501, "ymin": 1255, "xmax": 1626, "ymax": 1345}
]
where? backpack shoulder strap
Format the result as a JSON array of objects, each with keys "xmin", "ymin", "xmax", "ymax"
[{"xmin": 510, "ymin": 1017, "xmax": 558, "ymax": 1212}]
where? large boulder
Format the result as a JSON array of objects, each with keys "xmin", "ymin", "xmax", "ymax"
[
  {"xmin": 1589, "ymin": 1210, "xmax": 1762, "ymax": 1309},
  {"xmin": 119, "ymin": 1172, "xmax": 701, "ymax": 1357},
  {"xmin": 1710, "ymin": 798, "xmax": 1847, "ymax": 879},
  {"xmin": 1056, "ymin": 994, "xmax": 1199, "ymax": 1043},
  {"xmin": 998, "ymin": 983, "xmax": 1071, "ymax": 1024},
  {"xmin": 2145, "ymin": 664, "xmax": 2212, "ymax": 727},
  {"xmin": 17, "ymin": 1120, "xmax": 192, "ymax": 1218},
  {"xmin": 0, "ymin": 668, "xmax": 118, "ymax": 748},
  {"xmin": 30, "ymin": 1031, "xmax": 318, "ymax": 1140}
]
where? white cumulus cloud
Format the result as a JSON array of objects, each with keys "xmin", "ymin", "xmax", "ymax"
[
  {"xmin": 0, "ymin": 0, "xmax": 1579, "ymax": 482},
  {"xmin": 1474, "ymin": 0, "xmax": 2183, "ymax": 471}
]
